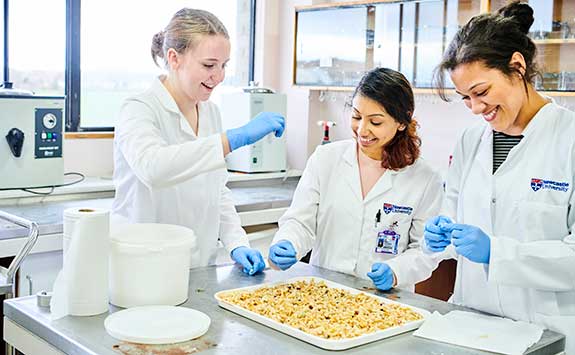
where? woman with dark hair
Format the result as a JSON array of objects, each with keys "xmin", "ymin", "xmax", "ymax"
[
  {"xmin": 425, "ymin": 1, "xmax": 575, "ymax": 351},
  {"xmin": 268, "ymin": 67, "xmax": 444, "ymax": 291}
]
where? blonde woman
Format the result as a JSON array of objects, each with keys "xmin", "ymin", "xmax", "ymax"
[{"xmin": 113, "ymin": 9, "xmax": 284, "ymax": 275}]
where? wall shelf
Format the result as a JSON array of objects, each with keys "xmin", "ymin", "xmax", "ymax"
[
  {"xmin": 292, "ymin": 0, "xmax": 575, "ymax": 95},
  {"xmin": 533, "ymin": 38, "xmax": 575, "ymax": 45}
]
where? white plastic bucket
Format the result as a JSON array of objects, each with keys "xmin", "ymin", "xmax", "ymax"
[{"xmin": 109, "ymin": 223, "xmax": 197, "ymax": 308}]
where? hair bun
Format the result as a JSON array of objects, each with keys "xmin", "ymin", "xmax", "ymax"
[
  {"xmin": 152, "ymin": 31, "xmax": 165, "ymax": 56},
  {"xmin": 497, "ymin": 1, "xmax": 534, "ymax": 34}
]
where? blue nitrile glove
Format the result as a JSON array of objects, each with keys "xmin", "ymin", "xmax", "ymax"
[
  {"xmin": 230, "ymin": 246, "xmax": 266, "ymax": 275},
  {"xmin": 424, "ymin": 215, "xmax": 454, "ymax": 252},
  {"xmin": 441, "ymin": 223, "xmax": 491, "ymax": 264},
  {"xmin": 367, "ymin": 263, "xmax": 395, "ymax": 291},
  {"xmin": 226, "ymin": 112, "xmax": 285, "ymax": 151},
  {"xmin": 268, "ymin": 240, "xmax": 298, "ymax": 270}
]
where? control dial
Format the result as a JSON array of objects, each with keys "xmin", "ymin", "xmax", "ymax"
[{"xmin": 42, "ymin": 113, "xmax": 58, "ymax": 129}]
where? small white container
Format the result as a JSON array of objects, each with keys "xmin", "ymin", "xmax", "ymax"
[{"xmin": 109, "ymin": 223, "xmax": 197, "ymax": 308}]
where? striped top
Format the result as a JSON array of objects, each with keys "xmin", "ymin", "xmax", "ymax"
[{"xmin": 493, "ymin": 131, "xmax": 523, "ymax": 173}]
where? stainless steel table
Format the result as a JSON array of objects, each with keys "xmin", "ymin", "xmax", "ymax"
[{"xmin": 3, "ymin": 263, "xmax": 565, "ymax": 355}]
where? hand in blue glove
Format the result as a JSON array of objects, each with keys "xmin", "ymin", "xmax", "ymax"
[
  {"xmin": 268, "ymin": 240, "xmax": 298, "ymax": 270},
  {"xmin": 367, "ymin": 263, "xmax": 395, "ymax": 291},
  {"xmin": 230, "ymin": 246, "xmax": 266, "ymax": 275},
  {"xmin": 441, "ymin": 223, "xmax": 491, "ymax": 264},
  {"xmin": 226, "ymin": 112, "xmax": 285, "ymax": 151},
  {"xmin": 424, "ymin": 215, "xmax": 454, "ymax": 252}
]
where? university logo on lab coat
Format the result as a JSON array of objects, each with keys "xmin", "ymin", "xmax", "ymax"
[
  {"xmin": 531, "ymin": 178, "xmax": 543, "ymax": 192},
  {"xmin": 530, "ymin": 178, "xmax": 570, "ymax": 192},
  {"xmin": 383, "ymin": 203, "xmax": 394, "ymax": 214},
  {"xmin": 382, "ymin": 203, "xmax": 413, "ymax": 215}
]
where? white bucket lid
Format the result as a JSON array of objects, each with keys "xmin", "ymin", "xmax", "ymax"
[
  {"xmin": 111, "ymin": 223, "xmax": 196, "ymax": 253},
  {"xmin": 104, "ymin": 306, "xmax": 210, "ymax": 344}
]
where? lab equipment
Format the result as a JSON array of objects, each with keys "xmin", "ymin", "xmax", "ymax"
[
  {"xmin": 226, "ymin": 112, "xmax": 285, "ymax": 151},
  {"xmin": 317, "ymin": 120, "xmax": 336, "ymax": 145},
  {"xmin": 108, "ymin": 223, "xmax": 198, "ymax": 308},
  {"xmin": 268, "ymin": 240, "xmax": 298, "ymax": 270},
  {"xmin": 220, "ymin": 89, "xmax": 287, "ymax": 173},
  {"xmin": 367, "ymin": 262, "xmax": 394, "ymax": 291},
  {"xmin": 0, "ymin": 95, "xmax": 65, "ymax": 189},
  {"xmin": 230, "ymin": 246, "xmax": 265, "ymax": 275},
  {"xmin": 441, "ymin": 223, "xmax": 491, "ymax": 264}
]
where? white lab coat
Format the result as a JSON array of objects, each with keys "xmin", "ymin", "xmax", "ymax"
[
  {"xmin": 441, "ymin": 102, "xmax": 575, "ymax": 353},
  {"xmin": 273, "ymin": 139, "xmax": 444, "ymax": 288},
  {"xmin": 112, "ymin": 76, "xmax": 249, "ymax": 267}
]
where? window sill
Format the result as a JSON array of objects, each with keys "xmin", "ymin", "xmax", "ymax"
[{"xmin": 65, "ymin": 132, "xmax": 114, "ymax": 139}]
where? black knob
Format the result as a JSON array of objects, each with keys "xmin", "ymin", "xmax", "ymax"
[{"xmin": 5, "ymin": 128, "xmax": 25, "ymax": 158}]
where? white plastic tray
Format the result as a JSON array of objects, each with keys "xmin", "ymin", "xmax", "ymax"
[{"xmin": 214, "ymin": 276, "xmax": 430, "ymax": 350}]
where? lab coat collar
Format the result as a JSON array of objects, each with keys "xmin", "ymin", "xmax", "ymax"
[
  {"xmin": 477, "ymin": 126, "xmax": 494, "ymax": 175},
  {"xmin": 152, "ymin": 75, "xmax": 181, "ymax": 115},
  {"xmin": 342, "ymin": 143, "xmax": 363, "ymax": 202},
  {"xmin": 342, "ymin": 142, "xmax": 398, "ymax": 204},
  {"xmin": 520, "ymin": 100, "xmax": 554, "ymax": 138}
]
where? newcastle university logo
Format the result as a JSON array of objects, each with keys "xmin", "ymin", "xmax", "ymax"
[
  {"xmin": 531, "ymin": 178, "xmax": 543, "ymax": 192},
  {"xmin": 383, "ymin": 203, "xmax": 394, "ymax": 214},
  {"xmin": 530, "ymin": 178, "xmax": 569, "ymax": 192},
  {"xmin": 382, "ymin": 203, "xmax": 413, "ymax": 215}
]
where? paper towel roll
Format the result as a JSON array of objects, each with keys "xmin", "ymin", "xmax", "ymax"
[{"xmin": 51, "ymin": 208, "xmax": 110, "ymax": 319}]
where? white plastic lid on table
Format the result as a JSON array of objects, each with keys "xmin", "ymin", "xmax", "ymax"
[
  {"xmin": 104, "ymin": 306, "xmax": 210, "ymax": 344},
  {"xmin": 110, "ymin": 223, "xmax": 196, "ymax": 254}
]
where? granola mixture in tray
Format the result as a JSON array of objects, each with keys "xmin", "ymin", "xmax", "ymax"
[{"xmin": 219, "ymin": 279, "xmax": 423, "ymax": 339}]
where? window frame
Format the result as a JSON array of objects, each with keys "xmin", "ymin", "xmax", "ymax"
[{"xmin": 64, "ymin": 0, "xmax": 257, "ymax": 132}]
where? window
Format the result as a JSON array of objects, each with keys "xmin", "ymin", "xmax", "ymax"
[
  {"xmin": 73, "ymin": 0, "xmax": 253, "ymax": 130},
  {"xmin": 1, "ymin": 2, "xmax": 4, "ymax": 84},
  {"xmin": 5, "ymin": 0, "xmax": 66, "ymax": 95}
]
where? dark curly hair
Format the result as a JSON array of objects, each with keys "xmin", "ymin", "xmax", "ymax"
[
  {"xmin": 353, "ymin": 67, "xmax": 421, "ymax": 171},
  {"xmin": 434, "ymin": 1, "xmax": 540, "ymax": 101}
]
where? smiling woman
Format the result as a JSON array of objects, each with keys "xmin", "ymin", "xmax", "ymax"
[
  {"xmin": 268, "ymin": 67, "xmax": 444, "ymax": 294},
  {"xmin": 425, "ymin": 2, "xmax": 575, "ymax": 353},
  {"xmin": 111, "ymin": 8, "xmax": 285, "ymax": 276},
  {"xmin": 350, "ymin": 68, "xmax": 420, "ymax": 170}
]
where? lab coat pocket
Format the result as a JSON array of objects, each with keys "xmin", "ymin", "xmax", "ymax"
[{"xmin": 518, "ymin": 201, "xmax": 569, "ymax": 242}]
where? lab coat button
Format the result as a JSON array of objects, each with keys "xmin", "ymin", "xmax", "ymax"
[{"xmin": 491, "ymin": 198, "xmax": 496, "ymax": 204}]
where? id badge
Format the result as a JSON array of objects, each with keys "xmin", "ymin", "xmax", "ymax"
[{"xmin": 375, "ymin": 222, "xmax": 400, "ymax": 255}]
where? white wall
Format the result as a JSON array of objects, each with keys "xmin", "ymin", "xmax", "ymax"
[
  {"xmin": 255, "ymin": 0, "xmax": 314, "ymax": 171},
  {"xmin": 63, "ymin": 138, "xmax": 114, "ymax": 178}
]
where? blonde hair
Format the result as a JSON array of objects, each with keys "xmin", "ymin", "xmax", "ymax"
[{"xmin": 151, "ymin": 8, "xmax": 229, "ymax": 67}]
